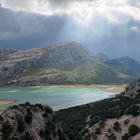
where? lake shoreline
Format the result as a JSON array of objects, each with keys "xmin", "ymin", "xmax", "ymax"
[
  {"xmin": 47, "ymin": 84, "xmax": 125, "ymax": 94},
  {"xmin": 0, "ymin": 84, "xmax": 125, "ymax": 108},
  {"xmin": 0, "ymin": 84, "xmax": 125, "ymax": 93},
  {"xmin": 0, "ymin": 100, "xmax": 16, "ymax": 106}
]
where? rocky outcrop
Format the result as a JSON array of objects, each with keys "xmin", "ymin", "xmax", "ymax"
[
  {"xmin": 0, "ymin": 102, "xmax": 68, "ymax": 140},
  {"xmin": 122, "ymin": 78, "xmax": 140, "ymax": 98},
  {"xmin": 0, "ymin": 48, "xmax": 17, "ymax": 61}
]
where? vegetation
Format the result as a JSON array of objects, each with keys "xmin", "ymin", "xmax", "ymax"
[
  {"xmin": 17, "ymin": 117, "xmax": 26, "ymax": 132},
  {"xmin": 0, "ymin": 115, "xmax": 4, "ymax": 121},
  {"xmin": 128, "ymin": 124, "xmax": 140, "ymax": 136},
  {"xmin": 113, "ymin": 121, "xmax": 121, "ymax": 132},
  {"xmin": 1, "ymin": 121, "xmax": 13, "ymax": 140},
  {"xmin": 20, "ymin": 132, "xmax": 34, "ymax": 140},
  {"xmin": 122, "ymin": 133, "xmax": 129, "ymax": 140},
  {"xmin": 56, "ymin": 93, "xmax": 140, "ymax": 139},
  {"xmin": 95, "ymin": 127, "xmax": 101, "ymax": 135},
  {"xmin": 108, "ymin": 133, "xmax": 116, "ymax": 140},
  {"xmin": 24, "ymin": 108, "xmax": 33, "ymax": 124}
]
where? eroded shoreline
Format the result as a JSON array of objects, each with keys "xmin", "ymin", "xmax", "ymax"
[
  {"xmin": 47, "ymin": 84, "xmax": 125, "ymax": 94},
  {"xmin": 0, "ymin": 100, "xmax": 16, "ymax": 106}
]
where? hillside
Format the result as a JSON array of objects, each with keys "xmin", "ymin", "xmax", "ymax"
[
  {"xmin": 0, "ymin": 42, "xmax": 133, "ymax": 86},
  {"xmin": 56, "ymin": 78, "xmax": 140, "ymax": 140},
  {"xmin": 106, "ymin": 56, "xmax": 140, "ymax": 76},
  {"xmin": 0, "ymin": 102, "xmax": 68, "ymax": 140}
]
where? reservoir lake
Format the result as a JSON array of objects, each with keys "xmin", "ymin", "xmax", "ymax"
[{"xmin": 0, "ymin": 87, "xmax": 115, "ymax": 111}]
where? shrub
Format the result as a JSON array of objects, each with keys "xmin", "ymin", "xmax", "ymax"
[
  {"xmin": 39, "ymin": 129, "xmax": 45, "ymax": 138},
  {"xmin": 126, "ymin": 105, "xmax": 140, "ymax": 116},
  {"xmin": 2, "ymin": 121, "xmax": 13, "ymax": 139},
  {"xmin": 44, "ymin": 106, "xmax": 53, "ymax": 114},
  {"xmin": 35, "ymin": 104, "xmax": 44, "ymax": 111},
  {"xmin": 128, "ymin": 124, "xmax": 139, "ymax": 136},
  {"xmin": 108, "ymin": 129, "xmax": 112, "ymax": 133},
  {"xmin": 108, "ymin": 133, "xmax": 116, "ymax": 140},
  {"xmin": 124, "ymin": 119, "xmax": 129, "ymax": 125},
  {"xmin": 0, "ymin": 115, "xmax": 4, "ymax": 121},
  {"xmin": 17, "ymin": 118, "xmax": 25, "ymax": 132},
  {"xmin": 10, "ymin": 105, "xmax": 18, "ymax": 110},
  {"xmin": 95, "ymin": 127, "xmax": 101, "ymax": 135},
  {"xmin": 113, "ymin": 122, "xmax": 121, "ymax": 132},
  {"xmin": 25, "ymin": 102, "xmax": 31, "ymax": 107},
  {"xmin": 122, "ymin": 133, "xmax": 129, "ymax": 140},
  {"xmin": 20, "ymin": 132, "xmax": 34, "ymax": 140},
  {"xmin": 58, "ymin": 129, "xmax": 68, "ymax": 140},
  {"xmin": 99, "ymin": 120, "xmax": 105, "ymax": 128},
  {"xmin": 24, "ymin": 112, "xmax": 33, "ymax": 125}
]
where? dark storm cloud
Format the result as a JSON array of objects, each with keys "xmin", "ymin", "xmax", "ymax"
[
  {"xmin": 0, "ymin": 1, "xmax": 140, "ymax": 60},
  {"xmin": 0, "ymin": 6, "xmax": 89, "ymax": 49},
  {"xmin": 0, "ymin": 7, "xmax": 77, "ymax": 49}
]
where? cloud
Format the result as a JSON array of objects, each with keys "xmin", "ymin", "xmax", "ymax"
[
  {"xmin": 0, "ymin": 1, "xmax": 140, "ymax": 60},
  {"xmin": 1, "ymin": 0, "xmax": 140, "ymax": 25}
]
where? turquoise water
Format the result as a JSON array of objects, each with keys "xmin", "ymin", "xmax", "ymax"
[{"xmin": 0, "ymin": 87, "xmax": 114, "ymax": 110}]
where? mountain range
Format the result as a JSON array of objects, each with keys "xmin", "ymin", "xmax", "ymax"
[{"xmin": 0, "ymin": 42, "xmax": 140, "ymax": 86}]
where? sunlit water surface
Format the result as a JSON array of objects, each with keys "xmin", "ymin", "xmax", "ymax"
[{"xmin": 0, "ymin": 87, "xmax": 115, "ymax": 111}]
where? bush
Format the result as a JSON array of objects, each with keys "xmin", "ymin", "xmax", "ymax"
[
  {"xmin": 113, "ymin": 122, "xmax": 121, "ymax": 132},
  {"xmin": 122, "ymin": 133, "xmax": 129, "ymax": 140},
  {"xmin": 99, "ymin": 120, "xmax": 105, "ymax": 128},
  {"xmin": 2, "ymin": 121, "xmax": 13, "ymax": 139},
  {"xmin": 0, "ymin": 115, "xmax": 4, "ymax": 121},
  {"xmin": 17, "ymin": 118, "xmax": 25, "ymax": 132},
  {"xmin": 20, "ymin": 132, "xmax": 34, "ymax": 140},
  {"xmin": 25, "ymin": 102, "xmax": 31, "ymax": 107},
  {"xmin": 95, "ymin": 127, "xmax": 101, "ymax": 135},
  {"xmin": 24, "ymin": 112, "xmax": 33, "ymax": 125},
  {"xmin": 128, "ymin": 124, "xmax": 139, "ymax": 136},
  {"xmin": 108, "ymin": 133, "xmax": 116, "ymax": 140},
  {"xmin": 39, "ymin": 129, "xmax": 45, "ymax": 138},
  {"xmin": 124, "ymin": 119, "xmax": 129, "ymax": 125},
  {"xmin": 35, "ymin": 104, "xmax": 44, "ymax": 111},
  {"xmin": 126, "ymin": 105, "xmax": 140, "ymax": 116},
  {"xmin": 44, "ymin": 106, "xmax": 53, "ymax": 114}
]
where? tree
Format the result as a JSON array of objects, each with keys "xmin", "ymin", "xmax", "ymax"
[{"xmin": 128, "ymin": 124, "xmax": 139, "ymax": 136}]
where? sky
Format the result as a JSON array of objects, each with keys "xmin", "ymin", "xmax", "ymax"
[{"xmin": 0, "ymin": 0, "xmax": 140, "ymax": 60}]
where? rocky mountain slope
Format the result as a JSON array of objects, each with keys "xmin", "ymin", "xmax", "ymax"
[
  {"xmin": 0, "ymin": 102, "xmax": 68, "ymax": 140},
  {"xmin": 57, "ymin": 78, "xmax": 140, "ymax": 140},
  {"xmin": 0, "ymin": 42, "xmax": 134, "ymax": 86},
  {"xmin": 106, "ymin": 56, "xmax": 140, "ymax": 76}
]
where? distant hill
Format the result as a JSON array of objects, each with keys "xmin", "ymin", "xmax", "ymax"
[
  {"xmin": 0, "ymin": 42, "xmax": 134, "ymax": 86},
  {"xmin": 95, "ymin": 53, "xmax": 109, "ymax": 62},
  {"xmin": 106, "ymin": 56, "xmax": 140, "ymax": 76},
  {"xmin": 57, "ymin": 78, "xmax": 140, "ymax": 139}
]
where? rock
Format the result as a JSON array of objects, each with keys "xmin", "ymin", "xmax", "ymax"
[{"xmin": 0, "ymin": 102, "xmax": 69, "ymax": 140}]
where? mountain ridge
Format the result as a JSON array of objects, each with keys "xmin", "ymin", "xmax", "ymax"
[
  {"xmin": 106, "ymin": 56, "xmax": 140, "ymax": 76},
  {"xmin": 0, "ymin": 42, "xmax": 138, "ymax": 86}
]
